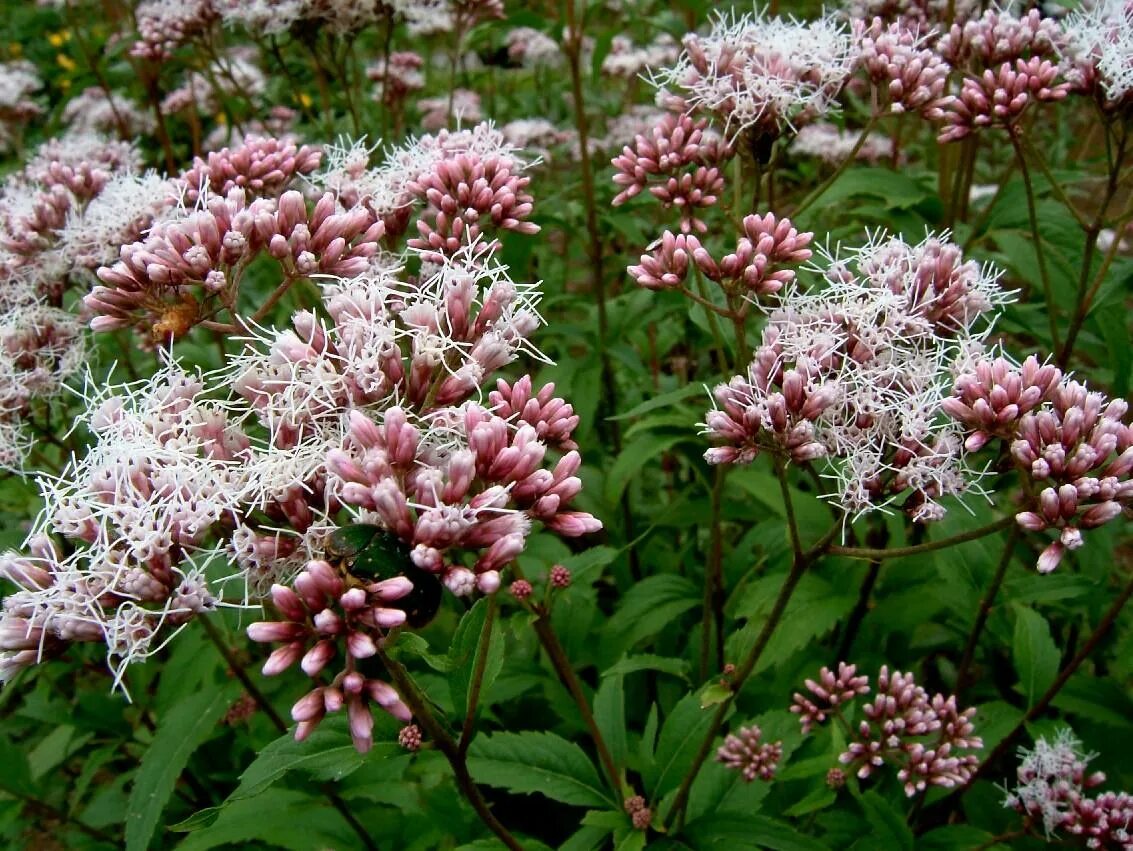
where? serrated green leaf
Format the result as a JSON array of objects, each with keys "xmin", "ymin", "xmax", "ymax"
[
  {"xmin": 857, "ymin": 791, "xmax": 913, "ymax": 851},
  {"xmin": 468, "ymin": 731, "xmax": 616, "ymax": 808},
  {"xmin": 228, "ymin": 723, "xmax": 393, "ymax": 803},
  {"xmin": 125, "ymin": 679, "xmax": 239, "ymax": 851},
  {"xmin": 1012, "ymin": 605, "xmax": 1060, "ymax": 706},
  {"xmin": 602, "ymin": 575, "xmax": 700, "ymax": 665}
]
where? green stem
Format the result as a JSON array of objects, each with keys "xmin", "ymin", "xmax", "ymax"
[
  {"xmin": 1008, "ymin": 128, "xmax": 1061, "ymax": 351},
  {"xmin": 954, "ymin": 524, "xmax": 1022, "ymax": 697},
  {"xmin": 378, "ymin": 649, "xmax": 524, "ymax": 851},
  {"xmin": 793, "ymin": 115, "xmax": 882, "ymax": 218},
  {"xmin": 827, "ymin": 516, "xmax": 1015, "ymax": 561},
  {"xmin": 198, "ymin": 618, "xmax": 378, "ymax": 851}
]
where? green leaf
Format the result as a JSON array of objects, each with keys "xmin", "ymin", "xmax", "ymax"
[
  {"xmin": 602, "ymin": 575, "xmax": 700, "ymax": 665},
  {"xmin": 1012, "ymin": 605, "xmax": 1060, "ymax": 706},
  {"xmin": 603, "ymin": 654, "xmax": 691, "ymax": 682},
  {"xmin": 468, "ymin": 731, "xmax": 617, "ymax": 808},
  {"xmin": 682, "ymin": 813, "xmax": 828, "ymax": 851},
  {"xmin": 594, "ymin": 675, "xmax": 628, "ymax": 770},
  {"xmin": 562, "ymin": 545, "xmax": 621, "ymax": 585},
  {"xmin": 228, "ymin": 725, "xmax": 393, "ymax": 803},
  {"xmin": 605, "ymin": 432, "xmax": 688, "ymax": 505},
  {"xmin": 857, "ymin": 791, "xmax": 913, "ymax": 851},
  {"xmin": 175, "ymin": 790, "xmax": 356, "ymax": 850},
  {"xmin": 125, "ymin": 680, "xmax": 238, "ymax": 851},
  {"xmin": 799, "ymin": 167, "xmax": 931, "ymax": 212},
  {"xmin": 449, "ymin": 598, "xmax": 505, "ymax": 721},
  {"xmin": 608, "ymin": 384, "xmax": 704, "ymax": 421},
  {"xmin": 647, "ymin": 694, "xmax": 719, "ymax": 800}
]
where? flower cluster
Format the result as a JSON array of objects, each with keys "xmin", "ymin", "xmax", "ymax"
[
  {"xmin": 652, "ymin": 9, "xmax": 857, "ymax": 144},
  {"xmin": 792, "ymin": 663, "xmax": 982, "ymax": 796},
  {"xmin": 855, "ymin": 18, "xmax": 951, "ymax": 116},
  {"xmin": 248, "ymin": 559, "xmax": 414, "ymax": 752},
  {"xmin": 1004, "ymin": 729, "xmax": 1133, "ymax": 847},
  {"xmin": 716, "ymin": 724, "xmax": 783, "ymax": 782},
  {"xmin": 704, "ymin": 229, "xmax": 1007, "ymax": 521},
  {"xmin": 932, "ymin": 56, "xmax": 1070, "ymax": 143},
  {"xmin": 944, "ymin": 355, "xmax": 1133, "ymax": 572},
  {"xmin": 1059, "ymin": 0, "xmax": 1133, "ymax": 109},
  {"xmin": 610, "ymin": 112, "xmax": 729, "ymax": 231},
  {"xmin": 0, "ymin": 364, "xmax": 240, "ymax": 685}
]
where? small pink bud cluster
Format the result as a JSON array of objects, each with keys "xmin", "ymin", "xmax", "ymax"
[
  {"xmin": 932, "ymin": 57, "xmax": 1070, "ymax": 143},
  {"xmin": 248, "ymin": 559, "xmax": 414, "ymax": 753},
  {"xmin": 368, "ymin": 52, "xmax": 425, "ymax": 113},
  {"xmin": 693, "ymin": 213, "xmax": 813, "ymax": 296},
  {"xmin": 509, "ymin": 579, "xmax": 532, "ymax": 600},
  {"xmin": 406, "ymin": 149, "xmax": 538, "ymax": 260},
  {"xmin": 489, "ymin": 376, "xmax": 580, "ymax": 451},
  {"xmin": 1005, "ymin": 729, "xmax": 1133, "ymax": 846},
  {"xmin": 611, "ymin": 113, "xmax": 729, "ymax": 233},
  {"xmin": 704, "ymin": 348, "xmax": 838, "ymax": 465},
  {"xmin": 1012, "ymin": 381, "xmax": 1133, "ymax": 573},
  {"xmin": 937, "ymin": 6, "xmax": 1060, "ymax": 68},
  {"xmin": 89, "ymin": 188, "xmax": 383, "ymax": 339},
  {"xmin": 856, "ymin": 19, "xmax": 952, "ymax": 115},
  {"xmin": 793, "ymin": 663, "xmax": 982, "ymax": 796},
  {"xmin": 398, "ymin": 724, "xmax": 422, "ymax": 751},
  {"xmin": 942, "ymin": 355, "xmax": 1062, "ymax": 452},
  {"xmin": 716, "ymin": 724, "xmax": 783, "ymax": 782},
  {"xmin": 549, "ymin": 565, "xmax": 572, "ymax": 588},
  {"xmin": 624, "ymin": 795, "xmax": 652, "ymax": 830},
  {"xmin": 178, "ymin": 134, "xmax": 323, "ymax": 204},
  {"xmin": 790, "ymin": 662, "xmax": 871, "ymax": 733}
]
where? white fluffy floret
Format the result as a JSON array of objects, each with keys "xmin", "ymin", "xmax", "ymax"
[
  {"xmin": 1060, "ymin": 0, "xmax": 1133, "ymax": 104},
  {"xmin": 651, "ymin": 9, "xmax": 856, "ymax": 140}
]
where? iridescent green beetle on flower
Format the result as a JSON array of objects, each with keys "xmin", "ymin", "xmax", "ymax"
[{"xmin": 325, "ymin": 524, "xmax": 443, "ymax": 628}]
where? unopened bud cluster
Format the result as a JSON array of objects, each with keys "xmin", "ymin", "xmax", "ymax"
[{"xmin": 792, "ymin": 663, "xmax": 982, "ymax": 797}]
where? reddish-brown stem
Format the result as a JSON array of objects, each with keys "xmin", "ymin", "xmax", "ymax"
[{"xmin": 378, "ymin": 649, "xmax": 524, "ymax": 851}]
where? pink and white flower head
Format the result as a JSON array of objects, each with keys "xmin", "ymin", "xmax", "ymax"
[
  {"xmin": 845, "ymin": 0, "xmax": 977, "ymax": 31},
  {"xmin": 131, "ymin": 0, "xmax": 218, "ymax": 60},
  {"xmin": 1058, "ymin": 0, "xmax": 1133, "ymax": 109},
  {"xmin": 59, "ymin": 87, "xmax": 156, "ymax": 138},
  {"xmin": 1004, "ymin": 728, "xmax": 1133, "ymax": 846},
  {"xmin": 651, "ymin": 9, "xmax": 856, "ymax": 144},
  {"xmin": 0, "ymin": 364, "xmax": 242, "ymax": 686},
  {"xmin": 705, "ymin": 229, "xmax": 1008, "ymax": 522}
]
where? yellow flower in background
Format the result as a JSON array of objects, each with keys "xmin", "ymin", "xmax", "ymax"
[
  {"xmin": 298, "ymin": 92, "xmax": 312, "ymax": 108},
  {"xmin": 56, "ymin": 54, "xmax": 76, "ymax": 71},
  {"xmin": 48, "ymin": 31, "xmax": 71, "ymax": 47}
]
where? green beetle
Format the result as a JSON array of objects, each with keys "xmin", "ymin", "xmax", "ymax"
[{"xmin": 325, "ymin": 524, "xmax": 443, "ymax": 628}]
